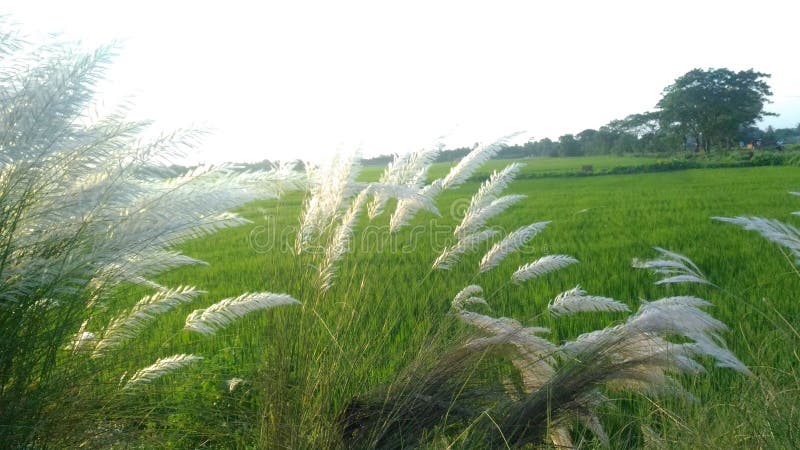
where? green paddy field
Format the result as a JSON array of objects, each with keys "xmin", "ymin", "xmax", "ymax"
[{"xmin": 103, "ymin": 158, "xmax": 799, "ymax": 448}]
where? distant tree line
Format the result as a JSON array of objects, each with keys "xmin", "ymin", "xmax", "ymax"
[
  {"xmin": 253, "ymin": 68, "xmax": 799, "ymax": 168},
  {"xmin": 495, "ymin": 122, "xmax": 800, "ymax": 159},
  {"xmin": 358, "ymin": 124, "xmax": 800, "ymax": 167},
  {"xmin": 493, "ymin": 68, "xmax": 798, "ymax": 158},
  {"xmin": 363, "ymin": 68, "xmax": 798, "ymax": 164}
]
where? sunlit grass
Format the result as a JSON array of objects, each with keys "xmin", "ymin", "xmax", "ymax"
[
  {"xmin": 359, "ymin": 155, "xmax": 666, "ymax": 181},
  {"xmin": 114, "ymin": 162, "xmax": 799, "ymax": 448}
]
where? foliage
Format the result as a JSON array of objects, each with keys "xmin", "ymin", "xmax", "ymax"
[
  {"xmin": 3, "ymin": 18, "xmax": 799, "ymax": 449},
  {"xmin": 0, "ymin": 24, "xmax": 301, "ymax": 445},
  {"xmin": 657, "ymin": 68, "xmax": 775, "ymax": 151},
  {"xmin": 104, "ymin": 163, "xmax": 800, "ymax": 448}
]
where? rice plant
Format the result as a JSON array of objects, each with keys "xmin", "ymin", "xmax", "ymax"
[{"xmin": 708, "ymin": 185, "xmax": 800, "ymax": 449}]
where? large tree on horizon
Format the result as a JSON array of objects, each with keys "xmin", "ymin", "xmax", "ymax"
[{"xmin": 656, "ymin": 68, "xmax": 774, "ymax": 152}]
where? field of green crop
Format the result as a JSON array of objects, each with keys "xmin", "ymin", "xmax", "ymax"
[
  {"xmin": 103, "ymin": 160, "xmax": 800, "ymax": 449},
  {"xmin": 360, "ymin": 155, "xmax": 666, "ymax": 180}
]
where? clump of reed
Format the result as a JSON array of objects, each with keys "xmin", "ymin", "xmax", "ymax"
[
  {"xmin": 0, "ymin": 23, "xmax": 304, "ymax": 445},
  {"xmin": 290, "ymin": 141, "xmax": 750, "ymax": 448}
]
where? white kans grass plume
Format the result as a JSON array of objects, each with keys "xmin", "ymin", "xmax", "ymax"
[
  {"xmin": 454, "ymin": 291, "xmax": 558, "ymax": 394},
  {"xmin": 109, "ymin": 164, "xmax": 291, "ymax": 247},
  {"xmin": 375, "ymin": 184, "xmax": 440, "ymax": 210},
  {"xmin": 639, "ymin": 295, "xmax": 712, "ymax": 308},
  {"xmin": 319, "ymin": 186, "xmax": 372, "ymax": 291},
  {"xmin": 432, "ymin": 162, "xmax": 529, "ymax": 272},
  {"xmin": 368, "ymin": 146, "xmax": 440, "ymax": 219},
  {"xmin": 93, "ymin": 286, "xmax": 204, "ymax": 356},
  {"xmin": 432, "ymin": 228, "xmax": 500, "ymax": 270},
  {"xmin": 628, "ymin": 298, "xmax": 725, "ymax": 344},
  {"xmin": 388, "ymin": 135, "xmax": 518, "ymax": 234},
  {"xmin": 451, "ymin": 284, "xmax": 559, "ymax": 392},
  {"xmin": 559, "ymin": 327, "xmax": 701, "ymax": 397},
  {"xmin": 66, "ymin": 162, "xmax": 298, "ymax": 300},
  {"xmin": 122, "ymin": 354, "xmax": 203, "ymax": 390},
  {"xmin": 512, "ymin": 255, "xmax": 578, "ymax": 284},
  {"xmin": 451, "ymin": 249, "xmax": 745, "ymax": 446},
  {"xmin": 479, "ymin": 221, "xmax": 550, "ymax": 273},
  {"xmin": 296, "ymin": 151, "xmax": 362, "ymax": 254},
  {"xmin": 459, "ymin": 315, "xmax": 556, "ymax": 393},
  {"xmin": 389, "ymin": 179, "xmax": 443, "ymax": 233},
  {"xmin": 0, "ymin": 28, "xmax": 308, "ymax": 435},
  {"xmin": 440, "ymin": 133, "xmax": 521, "ymax": 190},
  {"xmin": 450, "ymin": 285, "xmax": 487, "ymax": 311},
  {"xmin": 713, "ymin": 216, "xmax": 800, "ymax": 264},
  {"xmin": 455, "ymin": 163, "xmax": 523, "ymax": 236},
  {"xmin": 458, "ymin": 310, "xmax": 553, "ymax": 354},
  {"xmin": 265, "ymin": 160, "xmax": 307, "ymax": 198},
  {"xmin": 226, "ymin": 377, "xmax": 245, "ymax": 392},
  {"xmin": 92, "ymin": 251, "xmax": 206, "ymax": 290},
  {"xmin": 303, "ymin": 156, "xmax": 443, "ymax": 290},
  {"xmin": 291, "ymin": 142, "xmax": 753, "ymax": 447},
  {"xmin": 66, "ymin": 331, "xmax": 97, "ymax": 352},
  {"xmin": 447, "ymin": 265, "xmax": 747, "ymax": 445},
  {"xmin": 465, "ymin": 163, "xmax": 523, "ymax": 210},
  {"xmin": 633, "ymin": 246, "xmax": 711, "ymax": 285},
  {"xmin": 3, "ymin": 157, "xmax": 277, "ymax": 305},
  {"xmin": 627, "ymin": 301, "xmax": 751, "ymax": 376},
  {"xmin": 296, "ymin": 148, "xmax": 465, "ymax": 291},
  {"xmin": 548, "ymin": 285, "xmax": 630, "ymax": 316},
  {"xmin": 709, "ymin": 193, "xmax": 800, "ymax": 374},
  {"xmin": 453, "ymin": 194, "xmax": 527, "ymax": 238},
  {"xmin": 185, "ymin": 292, "xmax": 300, "ymax": 335}
]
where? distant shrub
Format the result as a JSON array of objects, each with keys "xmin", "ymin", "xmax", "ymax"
[{"xmin": 749, "ymin": 152, "xmax": 788, "ymax": 166}]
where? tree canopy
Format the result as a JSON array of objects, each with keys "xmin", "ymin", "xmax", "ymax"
[
  {"xmin": 656, "ymin": 68, "xmax": 774, "ymax": 151},
  {"xmin": 361, "ymin": 67, "xmax": 793, "ymax": 162}
]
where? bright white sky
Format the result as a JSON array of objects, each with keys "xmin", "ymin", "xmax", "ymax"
[{"xmin": 4, "ymin": 0, "xmax": 800, "ymax": 164}]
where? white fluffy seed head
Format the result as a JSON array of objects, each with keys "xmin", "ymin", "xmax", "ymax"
[
  {"xmin": 454, "ymin": 194, "xmax": 527, "ymax": 238},
  {"xmin": 226, "ymin": 377, "xmax": 245, "ymax": 392},
  {"xmin": 123, "ymin": 354, "xmax": 203, "ymax": 389},
  {"xmin": 451, "ymin": 285, "xmax": 487, "ymax": 310},
  {"xmin": 185, "ymin": 292, "xmax": 300, "ymax": 335},
  {"xmin": 440, "ymin": 133, "xmax": 522, "ymax": 190},
  {"xmin": 479, "ymin": 221, "xmax": 549, "ymax": 273},
  {"xmin": 548, "ymin": 285, "xmax": 630, "ymax": 316},
  {"xmin": 512, "ymin": 255, "xmax": 578, "ymax": 284},
  {"xmin": 433, "ymin": 229, "xmax": 499, "ymax": 270},
  {"xmin": 389, "ymin": 179, "xmax": 443, "ymax": 233},
  {"xmin": 633, "ymin": 247, "xmax": 710, "ymax": 285},
  {"xmin": 465, "ymin": 163, "xmax": 524, "ymax": 213},
  {"xmin": 368, "ymin": 146, "xmax": 441, "ymax": 219},
  {"xmin": 714, "ymin": 216, "xmax": 800, "ymax": 264},
  {"xmin": 296, "ymin": 151, "xmax": 362, "ymax": 253},
  {"xmin": 318, "ymin": 186, "xmax": 372, "ymax": 291},
  {"xmin": 94, "ymin": 286, "xmax": 204, "ymax": 357}
]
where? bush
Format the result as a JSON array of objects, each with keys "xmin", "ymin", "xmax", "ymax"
[{"xmin": 0, "ymin": 24, "xmax": 301, "ymax": 446}]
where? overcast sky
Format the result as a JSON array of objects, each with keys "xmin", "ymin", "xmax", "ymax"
[{"xmin": 5, "ymin": 0, "xmax": 800, "ymax": 163}]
